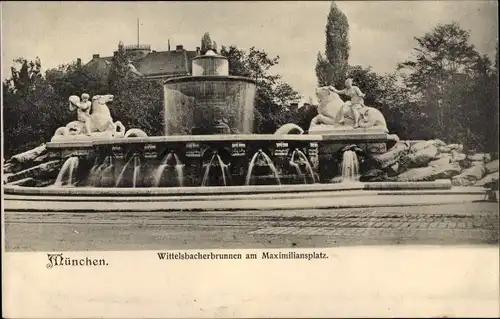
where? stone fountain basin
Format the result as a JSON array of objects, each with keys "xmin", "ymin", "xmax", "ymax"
[
  {"xmin": 3, "ymin": 180, "xmax": 489, "ymax": 212},
  {"xmin": 47, "ymin": 134, "xmax": 322, "ymax": 146}
]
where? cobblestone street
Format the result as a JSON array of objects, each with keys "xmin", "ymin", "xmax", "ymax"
[{"xmin": 5, "ymin": 203, "xmax": 499, "ymax": 251}]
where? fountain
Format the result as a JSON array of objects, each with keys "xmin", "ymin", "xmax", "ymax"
[
  {"xmin": 340, "ymin": 150, "xmax": 359, "ymax": 182},
  {"xmin": 53, "ymin": 156, "xmax": 79, "ymax": 187},
  {"xmin": 3, "ymin": 48, "xmax": 489, "ymax": 212}
]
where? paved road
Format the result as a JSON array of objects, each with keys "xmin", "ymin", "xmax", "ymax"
[{"xmin": 4, "ymin": 203, "xmax": 499, "ymax": 251}]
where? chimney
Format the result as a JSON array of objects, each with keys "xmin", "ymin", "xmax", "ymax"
[
  {"xmin": 176, "ymin": 45, "xmax": 184, "ymax": 51},
  {"xmin": 196, "ymin": 46, "xmax": 201, "ymax": 56},
  {"xmin": 92, "ymin": 54, "xmax": 100, "ymax": 59},
  {"xmin": 77, "ymin": 58, "xmax": 82, "ymax": 66}
]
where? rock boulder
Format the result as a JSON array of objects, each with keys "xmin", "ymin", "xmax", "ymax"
[
  {"xmin": 360, "ymin": 169, "xmax": 387, "ymax": 182},
  {"xmin": 407, "ymin": 145, "xmax": 438, "ymax": 167},
  {"xmin": 396, "ymin": 162, "xmax": 461, "ymax": 182},
  {"xmin": 428, "ymin": 155, "xmax": 452, "ymax": 168},
  {"xmin": 451, "ymin": 162, "xmax": 487, "ymax": 186},
  {"xmin": 485, "ymin": 159, "xmax": 499, "ymax": 174},
  {"xmin": 371, "ymin": 141, "xmax": 410, "ymax": 169},
  {"xmin": 450, "ymin": 150, "xmax": 467, "ymax": 163},
  {"xmin": 467, "ymin": 153, "xmax": 492, "ymax": 163},
  {"xmin": 475, "ymin": 172, "xmax": 499, "ymax": 187},
  {"xmin": 447, "ymin": 144, "xmax": 464, "ymax": 152},
  {"xmin": 437, "ymin": 146, "xmax": 451, "ymax": 153},
  {"xmin": 410, "ymin": 140, "xmax": 437, "ymax": 153}
]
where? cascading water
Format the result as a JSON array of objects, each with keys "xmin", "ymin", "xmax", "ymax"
[
  {"xmin": 289, "ymin": 150, "xmax": 306, "ymax": 184},
  {"xmin": 245, "ymin": 149, "xmax": 281, "ymax": 185},
  {"xmin": 341, "ymin": 150, "xmax": 360, "ymax": 182},
  {"xmin": 201, "ymin": 152, "xmax": 230, "ymax": 186},
  {"xmin": 115, "ymin": 154, "xmax": 141, "ymax": 187},
  {"xmin": 132, "ymin": 156, "xmax": 141, "ymax": 188},
  {"xmin": 216, "ymin": 154, "xmax": 230, "ymax": 186},
  {"xmin": 289, "ymin": 149, "xmax": 316, "ymax": 184},
  {"xmin": 88, "ymin": 156, "xmax": 113, "ymax": 186},
  {"xmin": 100, "ymin": 156, "xmax": 115, "ymax": 187},
  {"xmin": 88, "ymin": 157, "xmax": 101, "ymax": 181},
  {"xmin": 154, "ymin": 152, "xmax": 184, "ymax": 187},
  {"xmin": 54, "ymin": 156, "xmax": 79, "ymax": 187}
]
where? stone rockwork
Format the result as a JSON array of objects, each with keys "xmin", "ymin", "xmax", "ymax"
[
  {"xmin": 362, "ymin": 138, "xmax": 498, "ymax": 186},
  {"xmin": 5, "ymin": 159, "xmax": 63, "ymax": 185},
  {"xmin": 3, "ymin": 143, "xmax": 63, "ymax": 186},
  {"xmin": 395, "ymin": 162, "xmax": 461, "ymax": 182},
  {"xmin": 370, "ymin": 141, "xmax": 410, "ymax": 169},
  {"xmin": 405, "ymin": 144, "xmax": 438, "ymax": 168},
  {"xmin": 452, "ymin": 161, "xmax": 487, "ymax": 186},
  {"xmin": 475, "ymin": 172, "xmax": 500, "ymax": 187},
  {"xmin": 467, "ymin": 153, "xmax": 492, "ymax": 163},
  {"xmin": 485, "ymin": 159, "xmax": 499, "ymax": 174},
  {"xmin": 359, "ymin": 168, "xmax": 387, "ymax": 182}
]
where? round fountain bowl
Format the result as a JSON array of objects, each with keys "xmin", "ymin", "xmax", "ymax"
[
  {"xmin": 164, "ymin": 76, "xmax": 256, "ymax": 135},
  {"xmin": 192, "ymin": 54, "xmax": 229, "ymax": 76}
]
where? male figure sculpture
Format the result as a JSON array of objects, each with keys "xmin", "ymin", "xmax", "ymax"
[
  {"xmin": 330, "ymin": 78, "xmax": 366, "ymax": 128},
  {"xmin": 69, "ymin": 93, "xmax": 92, "ymax": 136}
]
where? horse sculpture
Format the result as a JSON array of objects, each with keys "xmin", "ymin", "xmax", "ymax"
[
  {"xmin": 308, "ymin": 86, "xmax": 388, "ymax": 133},
  {"xmin": 52, "ymin": 94, "xmax": 127, "ymax": 141}
]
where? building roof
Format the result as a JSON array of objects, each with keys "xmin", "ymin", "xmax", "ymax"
[
  {"xmin": 84, "ymin": 46, "xmax": 198, "ymax": 80},
  {"xmin": 84, "ymin": 56, "xmax": 113, "ymax": 79},
  {"xmin": 135, "ymin": 50, "xmax": 198, "ymax": 76}
]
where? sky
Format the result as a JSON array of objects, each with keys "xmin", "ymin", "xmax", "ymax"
[{"xmin": 2, "ymin": 1, "xmax": 498, "ymax": 103}]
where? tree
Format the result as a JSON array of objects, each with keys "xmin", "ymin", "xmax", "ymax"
[
  {"xmin": 273, "ymin": 83, "xmax": 302, "ymax": 106},
  {"xmin": 45, "ymin": 61, "xmax": 104, "ymax": 98},
  {"xmin": 110, "ymin": 78, "xmax": 164, "ymax": 136},
  {"xmin": 315, "ymin": 1, "xmax": 350, "ymax": 87},
  {"xmin": 219, "ymin": 45, "xmax": 302, "ymax": 132},
  {"xmin": 3, "ymin": 57, "xmax": 69, "ymax": 157},
  {"xmin": 201, "ymin": 32, "xmax": 215, "ymax": 54},
  {"xmin": 398, "ymin": 22, "xmax": 479, "ymax": 91},
  {"xmin": 397, "ymin": 22, "xmax": 497, "ymax": 151},
  {"xmin": 108, "ymin": 41, "xmax": 132, "ymax": 94},
  {"xmin": 315, "ymin": 52, "xmax": 334, "ymax": 87},
  {"xmin": 6, "ymin": 57, "xmax": 42, "ymax": 94}
]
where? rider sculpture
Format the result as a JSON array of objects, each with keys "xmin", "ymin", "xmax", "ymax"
[
  {"xmin": 308, "ymin": 80, "xmax": 389, "ymax": 133},
  {"xmin": 51, "ymin": 94, "xmax": 131, "ymax": 141},
  {"xmin": 330, "ymin": 78, "xmax": 366, "ymax": 128},
  {"xmin": 69, "ymin": 93, "xmax": 92, "ymax": 136}
]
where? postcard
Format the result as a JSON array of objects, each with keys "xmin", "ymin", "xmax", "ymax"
[{"xmin": 2, "ymin": 1, "xmax": 499, "ymax": 318}]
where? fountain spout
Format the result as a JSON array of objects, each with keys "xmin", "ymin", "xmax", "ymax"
[
  {"xmin": 340, "ymin": 150, "xmax": 360, "ymax": 183},
  {"xmin": 54, "ymin": 156, "xmax": 80, "ymax": 187},
  {"xmin": 201, "ymin": 151, "xmax": 230, "ymax": 186},
  {"xmin": 116, "ymin": 154, "xmax": 142, "ymax": 187},
  {"xmin": 154, "ymin": 152, "xmax": 184, "ymax": 187},
  {"xmin": 245, "ymin": 149, "xmax": 281, "ymax": 185},
  {"xmin": 289, "ymin": 149, "xmax": 316, "ymax": 184}
]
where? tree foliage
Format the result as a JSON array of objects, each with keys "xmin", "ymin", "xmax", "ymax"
[
  {"xmin": 315, "ymin": 1, "xmax": 350, "ymax": 87},
  {"xmin": 398, "ymin": 22, "xmax": 498, "ymax": 151},
  {"xmin": 219, "ymin": 45, "xmax": 302, "ymax": 132},
  {"xmin": 201, "ymin": 32, "xmax": 217, "ymax": 54}
]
